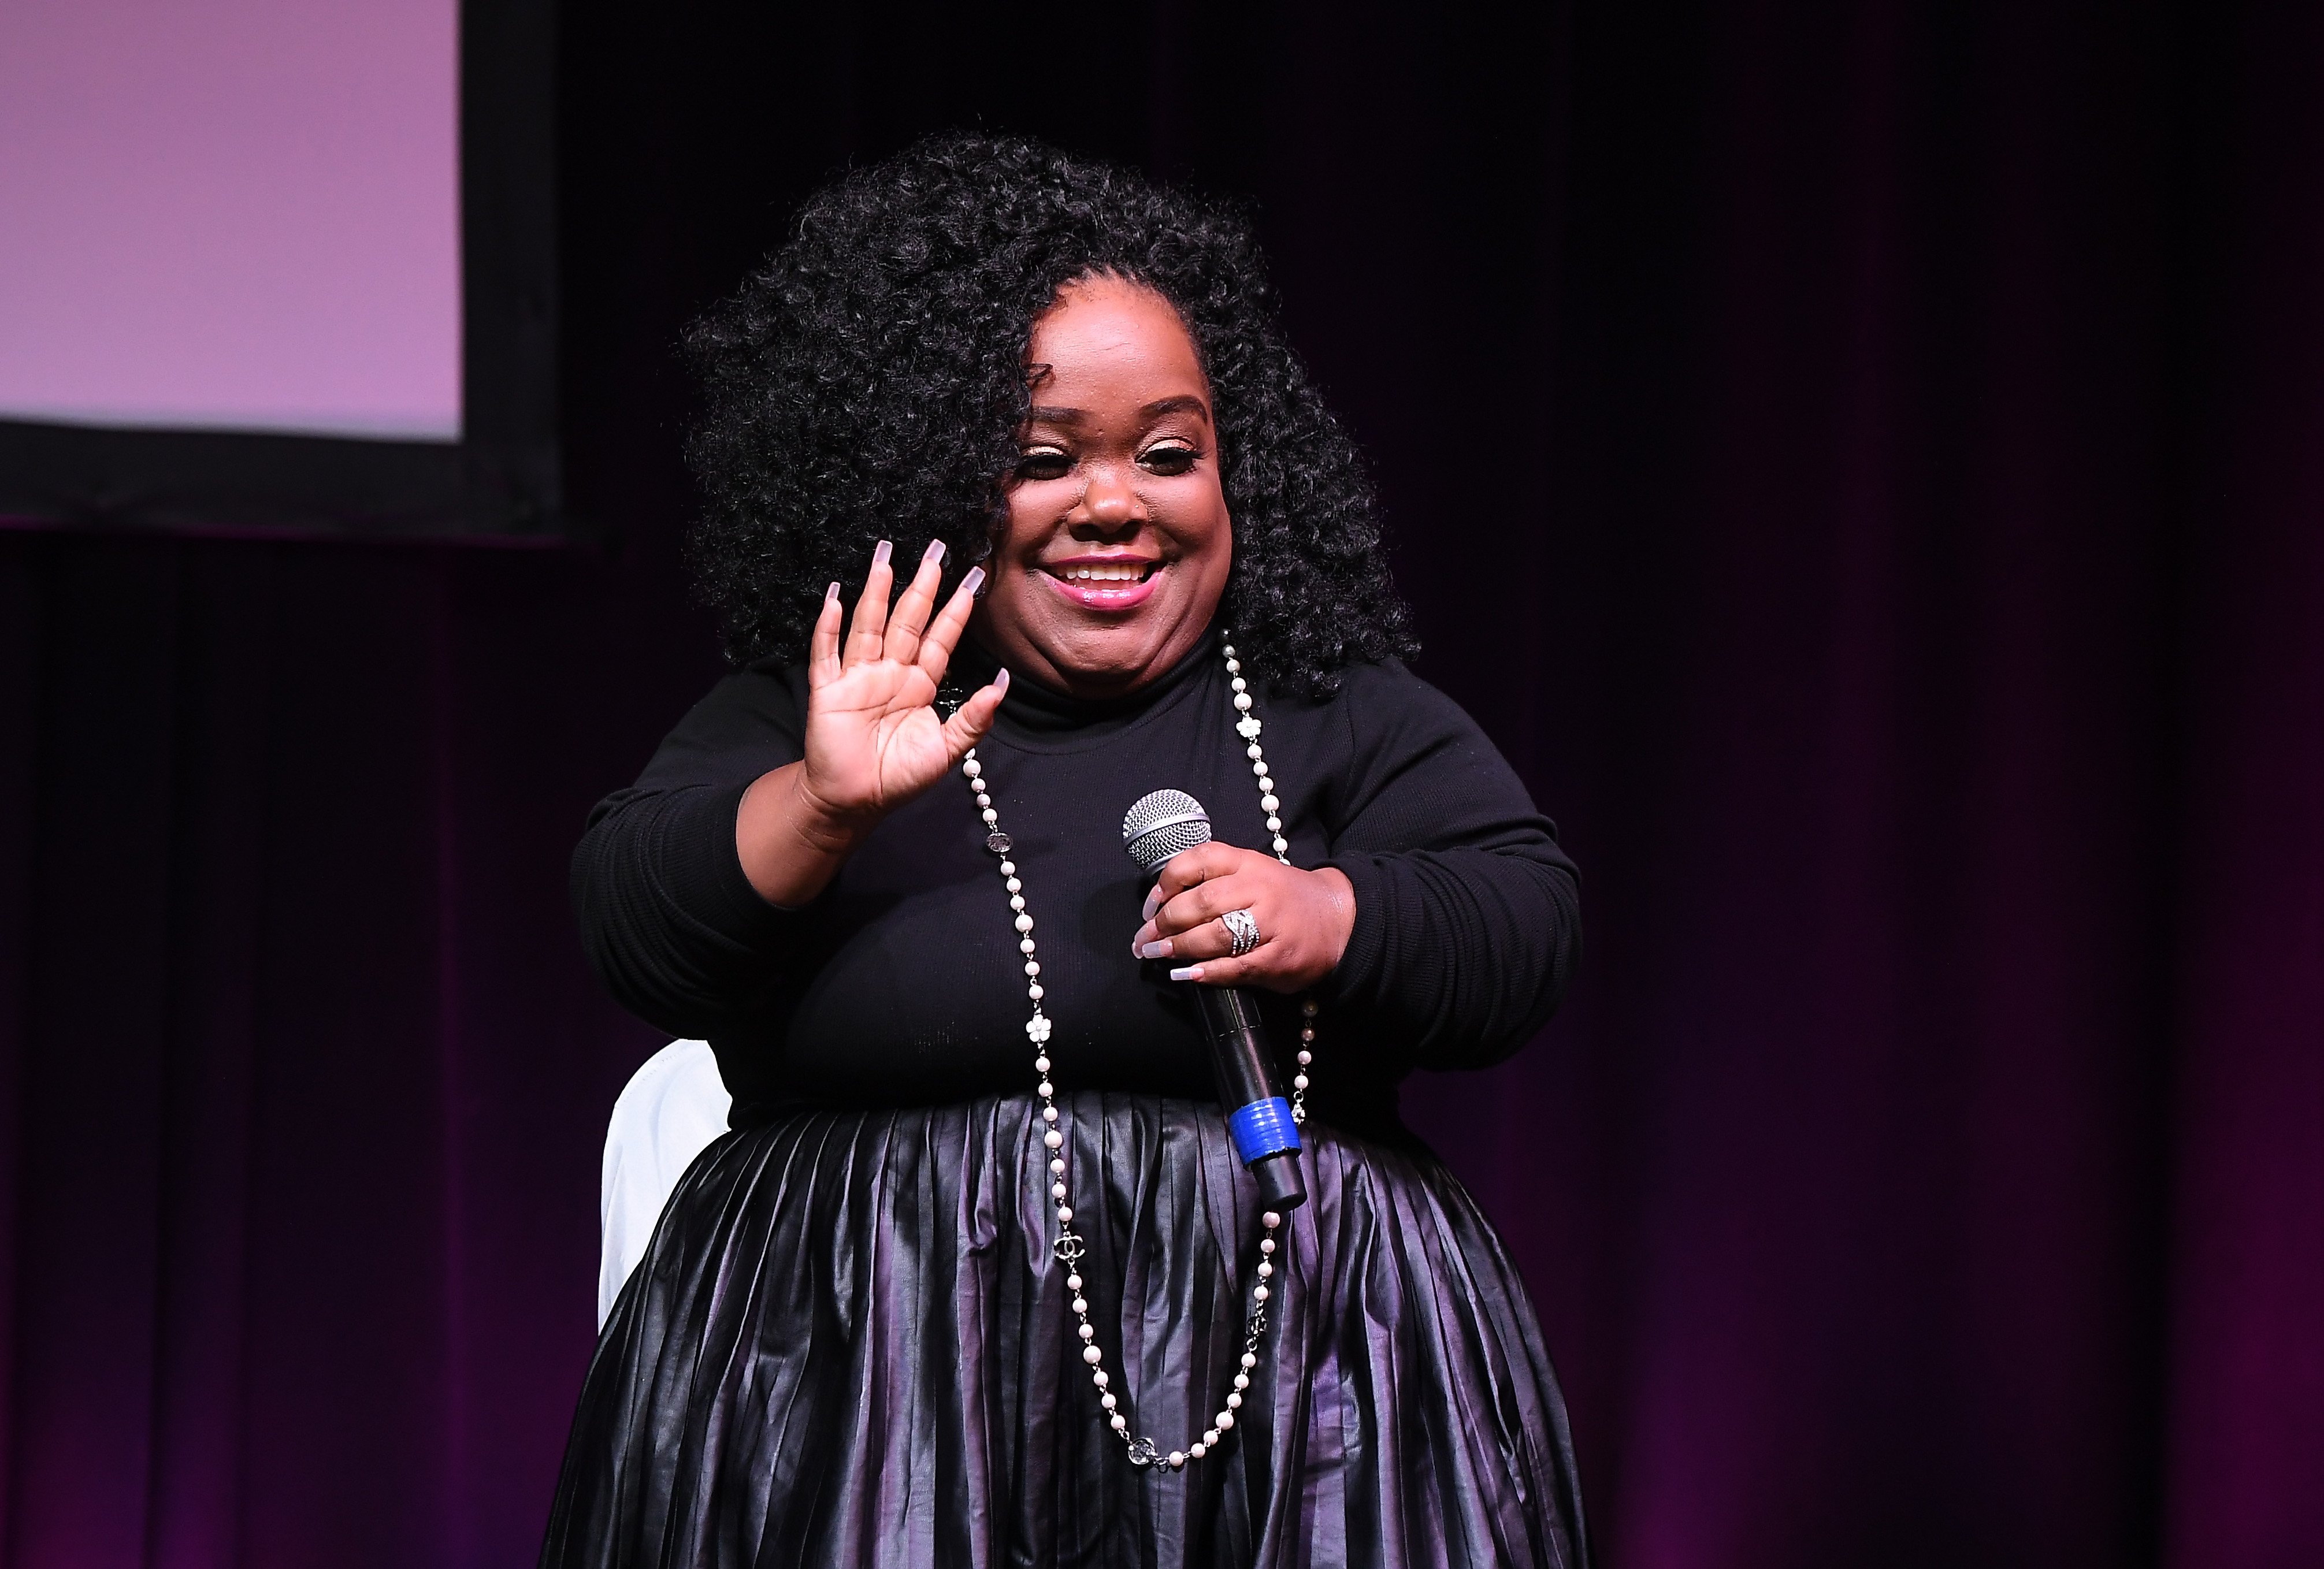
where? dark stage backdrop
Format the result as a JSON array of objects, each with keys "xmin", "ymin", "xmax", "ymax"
[{"xmin": 1, "ymin": 4, "xmax": 2317, "ymax": 1566}]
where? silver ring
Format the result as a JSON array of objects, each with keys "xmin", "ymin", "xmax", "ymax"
[{"xmin": 1220, "ymin": 907, "xmax": 1261, "ymax": 957}]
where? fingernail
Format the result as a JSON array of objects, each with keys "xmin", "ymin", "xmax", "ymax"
[
  {"xmin": 873, "ymin": 540, "xmax": 893, "ymax": 566},
  {"xmin": 961, "ymin": 565, "xmax": 985, "ymax": 594},
  {"xmin": 994, "ymin": 667, "xmax": 1011, "ymax": 693},
  {"xmin": 1141, "ymin": 888, "xmax": 1162, "ymax": 921},
  {"xmin": 923, "ymin": 538, "xmax": 946, "ymax": 564},
  {"xmin": 1168, "ymin": 966, "xmax": 1201, "ymax": 983},
  {"xmin": 1139, "ymin": 940, "xmax": 1172, "ymax": 960},
  {"xmin": 825, "ymin": 581, "xmax": 841, "ymax": 603}
]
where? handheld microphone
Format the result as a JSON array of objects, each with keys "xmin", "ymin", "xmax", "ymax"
[{"xmin": 1122, "ymin": 789, "xmax": 1306, "ymax": 1213}]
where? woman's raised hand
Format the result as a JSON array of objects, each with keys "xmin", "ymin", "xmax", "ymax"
[
  {"xmin": 736, "ymin": 540, "xmax": 1004, "ymax": 906},
  {"xmin": 801, "ymin": 538, "xmax": 1005, "ymax": 826}
]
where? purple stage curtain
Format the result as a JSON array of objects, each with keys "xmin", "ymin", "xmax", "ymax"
[
  {"xmin": 0, "ymin": 540, "xmax": 699, "ymax": 1568},
  {"xmin": 2157, "ymin": 8, "xmax": 2324, "ymax": 1562},
  {"xmin": 0, "ymin": 3, "xmax": 2318, "ymax": 1567}
]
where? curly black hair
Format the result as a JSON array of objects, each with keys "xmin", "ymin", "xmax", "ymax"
[{"xmin": 683, "ymin": 132, "xmax": 1415, "ymax": 696}]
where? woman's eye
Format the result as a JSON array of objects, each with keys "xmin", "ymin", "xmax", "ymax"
[
  {"xmin": 1016, "ymin": 449, "xmax": 1072, "ymax": 481},
  {"xmin": 1141, "ymin": 444, "xmax": 1197, "ymax": 476}
]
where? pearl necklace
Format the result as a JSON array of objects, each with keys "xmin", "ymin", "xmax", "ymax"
[{"xmin": 954, "ymin": 634, "xmax": 1317, "ymax": 1472}]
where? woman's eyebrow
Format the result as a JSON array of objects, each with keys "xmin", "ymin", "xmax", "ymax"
[
  {"xmin": 1141, "ymin": 395, "xmax": 1211, "ymax": 422},
  {"xmin": 1026, "ymin": 396, "xmax": 1209, "ymax": 426}
]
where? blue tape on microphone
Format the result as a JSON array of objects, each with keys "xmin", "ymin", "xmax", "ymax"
[{"xmin": 1227, "ymin": 1097, "xmax": 1302, "ymax": 1165}]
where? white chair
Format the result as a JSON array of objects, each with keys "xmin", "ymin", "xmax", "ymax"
[{"xmin": 598, "ymin": 1039, "xmax": 732, "ymax": 1327}]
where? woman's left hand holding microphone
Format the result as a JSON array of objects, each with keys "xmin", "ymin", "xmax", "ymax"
[{"xmin": 1132, "ymin": 845, "xmax": 1356, "ymax": 994}]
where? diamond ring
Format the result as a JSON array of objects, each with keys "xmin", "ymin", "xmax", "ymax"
[{"xmin": 1220, "ymin": 907, "xmax": 1261, "ymax": 957}]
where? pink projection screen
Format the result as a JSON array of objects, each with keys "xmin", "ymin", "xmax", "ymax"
[
  {"xmin": 0, "ymin": 0, "xmax": 560, "ymax": 538},
  {"xmin": 0, "ymin": 0, "xmax": 461, "ymax": 440}
]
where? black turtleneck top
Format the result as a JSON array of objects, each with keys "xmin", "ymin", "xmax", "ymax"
[{"xmin": 572, "ymin": 633, "xmax": 1579, "ymax": 1136}]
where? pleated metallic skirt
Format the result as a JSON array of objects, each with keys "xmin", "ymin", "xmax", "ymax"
[{"xmin": 540, "ymin": 1092, "xmax": 1587, "ymax": 1568}]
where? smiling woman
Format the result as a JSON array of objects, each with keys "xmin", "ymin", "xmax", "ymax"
[{"xmin": 547, "ymin": 135, "xmax": 1587, "ymax": 1568}]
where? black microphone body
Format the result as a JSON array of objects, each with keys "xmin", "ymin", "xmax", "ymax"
[
  {"xmin": 1122, "ymin": 790, "xmax": 1307, "ymax": 1214},
  {"xmin": 1190, "ymin": 986, "xmax": 1306, "ymax": 1213}
]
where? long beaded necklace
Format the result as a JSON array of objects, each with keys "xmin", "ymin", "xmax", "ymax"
[{"xmin": 952, "ymin": 633, "xmax": 1319, "ymax": 1473}]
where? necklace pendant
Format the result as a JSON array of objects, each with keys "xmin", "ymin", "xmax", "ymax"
[
  {"xmin": 1053, "ymin": 1230, "xmax": 1086, "ymax": 1265},
  {"xmin": 1125, "ymin": 1437, "xmax": 1160, "ymax": 1468},
  {"xmin": 985, "ymin": 830, "xmax": 1013, "ymax": 854}
]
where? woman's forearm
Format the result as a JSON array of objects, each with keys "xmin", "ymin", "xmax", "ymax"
[{"xmin": 1323, "ymin": 847, "xmax": 1580, "ymax": 1068}]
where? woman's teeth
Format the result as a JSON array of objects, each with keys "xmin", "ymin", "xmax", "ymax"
[{"xmin": 1057, "ymin": 564, "xmax": 1150, "ymax": 582}]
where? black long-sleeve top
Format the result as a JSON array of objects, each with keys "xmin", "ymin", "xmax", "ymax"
[{"xmin": 573, "ymin": 631, "xmax": 1579, "ymax": 1137}]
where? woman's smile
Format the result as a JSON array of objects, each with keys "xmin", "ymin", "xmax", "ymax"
[{"xmin": 1039, "ymin": 552, "xmax": 1167, "ymax": 609}]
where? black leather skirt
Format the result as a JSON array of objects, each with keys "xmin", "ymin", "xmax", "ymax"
[{"xmin": 540, "ymin": 1092, "xmax": 1587, "ymax": 1568}]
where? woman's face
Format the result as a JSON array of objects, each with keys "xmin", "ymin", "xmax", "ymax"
[{"xmin": 973, "ymin": 273, "xmax": 1232, "ymax": 697}]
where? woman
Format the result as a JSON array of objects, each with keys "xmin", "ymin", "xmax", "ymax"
[{"xmin": 545, "ymin": 134, "xmax": 1587, "ymax": 1568}]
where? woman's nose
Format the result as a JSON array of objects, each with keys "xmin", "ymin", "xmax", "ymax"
[{"xmin": 1075, "ymin": 463, "xmax": 1144, "ymax": 531}]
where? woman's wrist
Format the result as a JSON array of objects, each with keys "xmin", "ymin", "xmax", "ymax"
[
  {"xmin": 737, "ymin": 762, "xmax": 874, "ymax": 906},
  {"xmin": 1310, "ymin": 865, "xmax": 1357, "ymax": 976}
]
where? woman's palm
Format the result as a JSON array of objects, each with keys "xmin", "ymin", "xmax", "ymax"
[{"xmin": 805, "ymin": 659, "xmax": 956, "ymax": 812}]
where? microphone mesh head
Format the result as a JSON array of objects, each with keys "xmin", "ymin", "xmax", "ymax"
[{"xmin": 1122, "ymin": 789, "xmax": 1212, "ymax": 874}]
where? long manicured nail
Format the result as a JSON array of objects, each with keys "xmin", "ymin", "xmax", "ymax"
[
  {"xmin": 1138, "ymin": 940, "xmax": 1172, "ymax": 960},
  {"xmin": 872, "ymin": 539, "xmax": 893, "ymax": 566},
  {"xmin": 994, "ymin": 667, "xmax": 1011, "ymax": 694},
  {"xmin": 825, "ymin": 581, "xmax": 841, "ymax": 603},
  {"xmin": 922, "ymin": 538, "xmax": 946, "ymax": 564},
  {"xmin": 1168, "ymin": 965, "xmax": 1202, "ymax": 983},
  {"xmin": 961, "ymin": 565, "xmax": 985, "ymax": 595},
  {"xmin": 1141, "ymin": 887, "xmax": 1163, "ymax": 921}
]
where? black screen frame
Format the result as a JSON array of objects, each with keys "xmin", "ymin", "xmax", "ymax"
[{"xmin": 0, "ymin": 0, "xmax": 562, "ymax": 541}]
